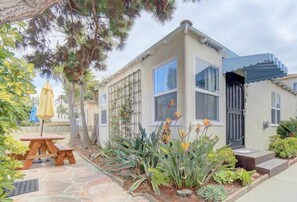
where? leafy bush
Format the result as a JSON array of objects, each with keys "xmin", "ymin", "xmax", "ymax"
[
  {"xmin": 215, "ymin": 147, "xmax": 238, "ymax": 168},
  {"xmin": 236, "ymin": 168, "xmax": 255, "ymax": 186},
  {"xmin": 269, "ymin": 135, "xmax": 297, "ymax": 158},
  {"xmin": 213, "ymin": 169, "xmax": 255, "ymax": 186},
  {"xmin": 213, "ymin": 170, "xmax": 237, "ymax": 185},
  {"xmin": 277, "ymin": 117, "xmax": 297, "ymax": 138},
  {"xmin": 0, "ymin": 23, "xmax": 35, "ymax": 200},
  {"xmin": 197, "ymin": 185, "xmax": 228, "ymax": 202}
]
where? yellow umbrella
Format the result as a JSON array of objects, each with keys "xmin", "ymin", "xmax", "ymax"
[{"xmin": 36, "ymin": 81, "xmax": 55, "ymax": 136}]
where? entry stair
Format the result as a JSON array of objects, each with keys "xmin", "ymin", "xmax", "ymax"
[{"xmin": 233, "ymin": 149, "xmax": 288, "ymax": 177}]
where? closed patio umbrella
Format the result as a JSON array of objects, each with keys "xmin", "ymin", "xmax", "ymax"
[{"xmin": 36, "ymin": 81, "xmax": 55, "ymax": 136}]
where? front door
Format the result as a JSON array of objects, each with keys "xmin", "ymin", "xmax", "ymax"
[{"xmin": 226, "ymin": 72, "xmax": 245, "ymax": 148}]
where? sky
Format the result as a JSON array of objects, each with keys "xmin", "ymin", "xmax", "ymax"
[{"xmin": 32, "ymin": 0, "xmax": 297, "ymax": 98}]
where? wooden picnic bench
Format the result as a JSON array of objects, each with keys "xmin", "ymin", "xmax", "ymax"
[
  {"xmin": 19, "ymin": 135, "xmax": 65, "ymax": 169},
  {"xmin": 54, "ymin": 143, "xmax": 76, "ymax": 166}
]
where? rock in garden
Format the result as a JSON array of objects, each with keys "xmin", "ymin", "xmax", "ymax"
[
  {"xmin": 176, "ymin": 189, "xmax": 193, "ymax": 197},
  {"xmin": 119, "ymin": 170, "xmax": 134, "ymax": 179},
  {"xmin": 252, "ymin": 173, "xmax": 260, "ymax": 178}
]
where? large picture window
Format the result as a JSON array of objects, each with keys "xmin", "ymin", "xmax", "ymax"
[
  {"xmin": 271, "ymin": 91, "xmax": 281, "ymax": 124},
  {"xmin": 154, "ymin": 59, "xmax": 177, "ymax": 121},
  {"xmin": 100, "ymin": 94, "xmax": 107, "ymax": 125},
  {"xmin": 195, "ymin": 58, "xmax": 219, "ymax": 121}
]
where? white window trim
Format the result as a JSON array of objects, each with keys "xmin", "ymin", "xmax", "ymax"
[
  {"xmin": 194, "ymin": 58, "xmax": 220, "ymax": 122},
  {"xmin": 271, "ymin": 91, "xmax": 281, "ymax": 125},
  {"xmin": 152, "ymin": 57, "xmax": 178, "ymax": 123},
  {"xmin": 100, "ymin": 109, "xmax": 108, "ymax": 126}
]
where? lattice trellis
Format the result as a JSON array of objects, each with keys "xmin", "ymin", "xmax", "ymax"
[{"xmin": 108, "ymin": 70, "xmax": 141, "ymax": 140}]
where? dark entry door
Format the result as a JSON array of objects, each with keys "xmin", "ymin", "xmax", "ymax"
[{"xmin": 226, "ymin": 72, "xmax": 245, "ymax": 148}]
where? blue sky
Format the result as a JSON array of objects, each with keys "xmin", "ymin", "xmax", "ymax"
[{"xmin": 32, "ymin": 0, "xmax": 297, "ymax": 98}]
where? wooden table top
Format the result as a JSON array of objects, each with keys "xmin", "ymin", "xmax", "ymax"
[{"xmin": 20, "ymin": 135, "xmax": 65, "ymax": 141}]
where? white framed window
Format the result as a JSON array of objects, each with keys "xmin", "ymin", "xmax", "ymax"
[
  {"xmin": 293, "ymin": 82, "xmax": 297, "ymax": 91},
  {"xmin": 100, "ymin": 94, "xmax": 107, "ymax": 125},
  {"xmin": 154, "ymin": 59, "xmax": 177, "ymax": 121},
  {"xmin": 271, "ymin": 91, "xmax": 281, "ymax": 124},
  {"xmin": 195, "ymin": 58, "xmax": 219, "ymax": 121}
]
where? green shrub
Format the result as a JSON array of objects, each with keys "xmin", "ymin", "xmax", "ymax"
[
  {"xmin": 277, "ymin": 117, "xmax": 297, "ymax": 138},
  {"xmin": 236, "ymin": 168, "xmax": 255, "ymax": 186},
  {"xmin": 0, "ymin": 23, "xmax": 35, "ymax": 200},
  {"xmin": 213, "ymin": 170, "xmax": 237, "ymax": 185},
  {"xmin": 213, "ymin": 169, "xmax": 255, "ymax": 186},
  {"xmin": 197, "ymin": 185, "xmax": 228, "ymax": 202},
  {"xmin": 216, "ymin": 147, "xmax": 238, "ymax": 168},
  {"xmin": 269, "ymin": 135, "xmax": 297, "ymax": 158}
]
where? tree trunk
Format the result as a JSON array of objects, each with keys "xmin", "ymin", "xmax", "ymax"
[
  {"xmin": 68, "ymin": 82, "xmax": 80, "ymax": 146},
  {"xmin": 80, "ymin": 81, "xmax": 92, "ymax": 148},
  {"xmin": 90, "ymin": 117, "xmax": 100, "ymax": 145},
  {"xmin": 0, "ymin": 0, "xmax": 61, "ymax": 25}
]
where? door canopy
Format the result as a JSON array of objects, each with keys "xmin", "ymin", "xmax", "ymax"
[{"xmin": 222, "ymin": 53, "xmax": 288, "ymax": 83}]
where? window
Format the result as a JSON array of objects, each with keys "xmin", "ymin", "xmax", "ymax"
[
  {"xmin": 100, "ymin": 94, "xmax": 107, "ymax": 125},
  {"xmin": 293, "ymin": 83, "xmax": 297, "ymax": 91},
  {"xmin": 101, "ymin": 110, "xmax": 107, "ymax": 124},
  {"xmin": 154, "ymin": 59, "xmax": 177, "ymax": 121},
  {"xmin": 195, "ymin": 58, "xmax": 219, "ymax": 121},
  {"xmin": 271, "ymin": 91, "xmax": 281, "ymax": 124}
]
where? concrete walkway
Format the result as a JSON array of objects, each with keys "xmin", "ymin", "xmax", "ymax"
[
  {"xmin": 12, "ymin": 154, "xmax": 147, "ymax": 202},
  {"xmin": 236, "ymin": 163, "xmax": 297, "ymax": 202}
]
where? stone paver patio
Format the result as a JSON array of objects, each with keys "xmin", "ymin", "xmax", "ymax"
[{"xmin": 12, "ymin": 153, "xmax": 147, "ymax": 202}]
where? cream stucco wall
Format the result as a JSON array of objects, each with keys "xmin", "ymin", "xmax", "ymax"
[
  {"xmin": 184, "ymin": 32, "xmax": 226, "ymax": 148},
  {"xmin": 245, "ymin": 80, "xmax": 297, "ymax": 150}
]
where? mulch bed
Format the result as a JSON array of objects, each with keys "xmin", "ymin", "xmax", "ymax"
[{"xmin": 73, "ymin": 146, "xmax": 262, "ymax": 202}]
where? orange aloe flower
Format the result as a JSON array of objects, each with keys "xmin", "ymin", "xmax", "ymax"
[
  {"xmin": 162, "ymin": 134, "xmax": 171, "ymax": 143},
  {"xmin": 178, "ymin": 129, "xmax": 187, "ymax": 139},
  {"xmin": 181, "ymin": 142, "xmax": 190, "ymax": 151},
  {"xmin": 196, "ymin": 124, "xmax": 201, "ymax": 133},
  {"xmin": 203, "ymin": 119, "xmax": 211, "ymax": 127},
  {"xmin": 167, "ymin": 99, "xmax": 174, "ymax": 108},
  {"xmin": 165, "ymin": 117, "xmax": 171, "ymax": 125},
  {"xmin": 163, "ymin": 124, "xmax": 170, "ymax": 131},
  {"xmin": 175, "ymin": 111, "xmax": 182, "ymax": 120}
]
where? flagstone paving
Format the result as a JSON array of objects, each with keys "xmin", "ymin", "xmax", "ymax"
[{"xmin": 12, "ymin": 153, "xmax": 148, "ymax": 202}]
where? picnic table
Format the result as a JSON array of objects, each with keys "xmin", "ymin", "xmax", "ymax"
[{"xmin": 19, "ymin": 135, "xmax": 65, "ymax": 169}]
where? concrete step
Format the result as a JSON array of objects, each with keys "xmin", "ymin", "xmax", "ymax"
[
  {"xmin": 235, "ymin": 150, "xmax": 275, "ymax": 170},
  {"xmin": 255, "ymin": 158, "xmax": 288, "ymax": 177}
]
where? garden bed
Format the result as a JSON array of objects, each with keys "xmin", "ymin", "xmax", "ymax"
[{"xmin": 74, "ymin": 146, "xmax": 264, "ymax": 202}]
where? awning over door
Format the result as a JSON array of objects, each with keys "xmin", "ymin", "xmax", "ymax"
[{"xmin": 222, "ymin": 53, "xmax": 288, "ymax": 83}]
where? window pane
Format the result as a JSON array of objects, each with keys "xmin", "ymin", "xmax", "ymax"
[
  {"xmin": 271, "ymin": 92, "xmax": 276, "ymax": 108},
  {"xmin": 276, "ymin": 93, "xmax": 281, "ymax": 109},
  {"xmin": 101, "ymin": 110, "xmax": 107, "ymax": 124},
  {"xmin": 271, "ymin": 109, "xmax": 276, "ymax": 124},
  {"xmin": 195, "ymin": 59, "xmax": 218, "ymax": 92},
  {"xmin": 294, "ymin": 83, "xmax": 297, "ymax": 91},
  {"xmin": 277, "ymin": 110, "xmax": 281, "ymax": 124},
  {"xmin": 196, "ymin": 92, "xmax": 218, "ymax": 121},
  {"xmin": 154, "ymin": 60, "xmax": 177, "ymax": 94},
  {"xmin": 155, "ymin": 92, "xmax": 177, "ymax": 121}
]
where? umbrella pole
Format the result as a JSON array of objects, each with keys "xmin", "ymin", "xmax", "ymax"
[{"xmin": 40, "ymin": 120, "xmax": 44, "ymax": 137}]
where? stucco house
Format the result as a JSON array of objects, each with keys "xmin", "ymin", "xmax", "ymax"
[
  {"xmin": 98, "ymin": 20, "xmax": 297, "ymax": 150},
  {"xmin": 79, "ymin": 100, "xmax": 99, "ymax": 131}
]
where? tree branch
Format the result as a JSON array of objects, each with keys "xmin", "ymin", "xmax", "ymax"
[{"xmin": 0, "ymin": 0, "xmax": 62, "ymax": 25}]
